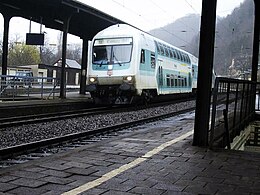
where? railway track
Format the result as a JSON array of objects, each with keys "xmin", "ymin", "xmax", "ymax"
[
  {"xmin": 0, "ymin": 97, "xmax": 195, "ymax": 168},
  {"xmin": 0, "ymin": 105, "xmax": 123, "ymax": 128},
  {"xmin": 0, "ymin": 95, "xmax": 194, "ymax": 128}
]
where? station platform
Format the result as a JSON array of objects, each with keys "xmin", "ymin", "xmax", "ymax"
[
  {"xmin": 0, "ymin": 112, "xmax": 260, "ymax": 195},
  {"xmin": 0, "ymin": 91, "xmax": 92, "ymax": 107},
  {"xmin": 0, "ymin": 92, "xmax": 92, "ymax": 118}
]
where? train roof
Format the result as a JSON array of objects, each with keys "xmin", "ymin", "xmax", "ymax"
[
  {"xmin": 93, "ymin": 24, "xmax": 143, "ymax": 39},
  {"xmin": 93, "ymin": 24, "xmax": 198, "ymax": 61}
]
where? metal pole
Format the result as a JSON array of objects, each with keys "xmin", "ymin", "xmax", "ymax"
[
  {"xmin": 193, "ymin": 0, "xmax": 217, "ymax": 146},
  {"xmin": 60, "ymin": 16, "xmax": 72, "ymax": 99},
  {"xmin": 80, "ymin": 39, "xmax": 88, "ymax": 95},
  {"xmin": 1, "ymin": 14, "xmax": 11, "ymax": 76},
  {"xmin": 251, "ymin": 1, "xmax": 260, "ymax": 117},
  {"xmin": 251, "ymin": 2, "xmax": 260, "ymax": 82}
]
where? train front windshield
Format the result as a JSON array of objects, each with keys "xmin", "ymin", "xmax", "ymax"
[{"xmin": 93, "ymin": 37, "xmax": 133, "ymax": 65}]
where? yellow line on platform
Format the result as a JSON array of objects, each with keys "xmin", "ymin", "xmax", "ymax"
[{"xmin": 62, "ymin": 130, "xmax": 193, "ymax": 195}]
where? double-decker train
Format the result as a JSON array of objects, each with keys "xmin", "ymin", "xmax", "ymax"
[{"xmin": 86, "ymin": 24, "xmax": 198, "ymax": 104}]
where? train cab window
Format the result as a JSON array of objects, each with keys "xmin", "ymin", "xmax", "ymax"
[
  {"xmin": 93, "ymin": 37, "xmax": 133, "ymax": 65},
  {"xmin": 93, "ymin": 47, "xmax": 110, "ymax": 64},
  {"xmin": 140, "ymin": 49, "xmax": 145, "ymax": 64}
]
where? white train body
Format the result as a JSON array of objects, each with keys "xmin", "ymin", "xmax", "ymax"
[{"xmin": 86, "ymin": 24, "xmax": 198, "ymax": 104}]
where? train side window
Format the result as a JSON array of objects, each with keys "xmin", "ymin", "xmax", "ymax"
[
  {"xmin": 175, "ymin": 77, "xmax": 178, "ymax": 86},
  {"xmin": 176, "ymin": 50, "xmax": 181, "ymax": 60},
  {"xmin": 183, "ymin": 54, "xmax": 187, "ymax": 63},
  {"xmin": 163, "ymin": 44, "xmax": 169, "ymax": 57},
  {"xmin": 168, "ymin": 46, "xmax": 173, "ymax": 58},
  {"xmin": 185, "ymin": 54, "xmax": 189, "ymax": 63},
  {"xmin": 170, "ymin": 75, "xmax": 174, "ymax": 87},
  {"xmin": 186, "ymin": 55, "xmax": 189, "ymax": 63},
  {"xmin": 166, "ymin": 74, "xmax": 170, "ymax": 87},
  {"xmin": 158, "ymin": 42, "xmax": 165, "ymax": 56},
  {"xmin": 155, "ymin": 41, "xmax": 160, "ymax": 53},
  {"xmin": 178, "ymin": 76, "xmax": 181, "ymax": 86},
  {"xmin": 172, "ymin": 49, "xmax": 177, "ymax": 59},
  {"xmin": 151, "ymin": 53, "xmax": 156, "ymax": 68},
  {"xmin": 140, "ymin": 49, "xmax": 145, "ymax": 64},
  {"xmin": 188, "ymin": 73, "xmax": 192, "ymax": 86},
  {"xmin": 184, "ymin": 77, "xmax": 187, "ymax": 87},
  {"xmin": 187, "ymin": 55, "xmax": 191, "ymax": 64},
  {"xmin": 179, "ymin": 76, "xmax": 183, "ymax": 87},
  {"xmin": 169, "ymin": 50, "xmax": 173, "ymax": 58},
  {"xmin": 180, "ymin": 52, "xmax": 184, "ymax": 62}
]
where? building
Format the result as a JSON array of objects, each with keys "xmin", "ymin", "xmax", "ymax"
[{"xmin": 0, "ymin": 59, "xmax": 81, "ymax": 85}]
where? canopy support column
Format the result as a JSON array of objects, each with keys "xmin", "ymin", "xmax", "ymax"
[
  {"xmin": 80, "ymin": 38, "xmax": 88, "ymax": 95},
  {"xmin": 193, "ymin": 0, "xmax": 217, "ymax": 146},
  {"xmin": 251, "ymin": 2, "xmax": 260, "ymax": 82},
  {"xmin": 1, "ymin": 13, "xmax": 11, "ymax": 76},
  {"xmin": 60, "ymin": 16, "xmax": 72, "ymax": 99}
]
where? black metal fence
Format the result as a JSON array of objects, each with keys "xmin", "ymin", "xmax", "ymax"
[
  {"xmin": 209, "ymin": 77, "xmax": 257, "ymax": 149},
  {"xmin": 0, "ymin": 75, "xmax": 59, "ymax": 101}
]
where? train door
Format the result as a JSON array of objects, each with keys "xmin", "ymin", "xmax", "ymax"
[{"xmin": 158, "ymin": 59, "xmax": 163, "ymax": 94}]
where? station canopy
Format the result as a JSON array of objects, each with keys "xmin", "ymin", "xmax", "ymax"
[{"xmin": 0, "ymin": 0, "xmax": 125, "ymax": 40}]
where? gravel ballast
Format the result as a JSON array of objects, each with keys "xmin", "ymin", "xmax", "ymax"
[{"xmin": 0, "ymin": 101, "xmax": 195, "ymax": 149}]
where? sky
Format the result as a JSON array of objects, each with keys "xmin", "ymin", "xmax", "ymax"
[
  {"xmin": 78, "ymin": 0, "xmax": 245, "ymax": 31},
  {"xmin": 0, "ymin": 0, "xmax": 246, "ymax": 45}
]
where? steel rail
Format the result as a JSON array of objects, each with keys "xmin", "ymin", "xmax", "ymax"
[{"xmin": 0, "ymin": 96, "xmax": 195, "ymax": 128}]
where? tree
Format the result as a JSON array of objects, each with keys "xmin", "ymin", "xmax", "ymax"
[
  {"xmin": 8, "ymin": 43, "xmax": 41, "ymax": 66},
  {"xmin": 213, "ymin": 0, "xmax": 254, "ymax": 76},
  {"xmin": 66, "ymin": 44, "xmax": 82, "ymax": 64},
  {"xmin": 40, "ymin": 46, "xmax": 57, "ymax": 65}
]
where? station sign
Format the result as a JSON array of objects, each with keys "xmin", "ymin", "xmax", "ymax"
[{"xmin": 26, "ymin": 33, "xmax": 44, "ymax": 45}]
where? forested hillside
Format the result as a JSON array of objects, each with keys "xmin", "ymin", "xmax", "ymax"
[
  {"xmin": 150, "ymin": 0, "xmax": 255, "ymax": 77},
  {"xmin": 149, "ymin": 14, "xmax": 200, "ymax": 55},
  {"xmin": 214, "ymin": 0, "xmax": 254, "ymax": 76}
]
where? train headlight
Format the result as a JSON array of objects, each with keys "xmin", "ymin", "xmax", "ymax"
[
  {"xmin": 89, "ymin": 77, "xmax": 96, "ymax": 83},
  {"xmin": 126, "ymin": 76, "xmax": 133, "ymax": 81}
]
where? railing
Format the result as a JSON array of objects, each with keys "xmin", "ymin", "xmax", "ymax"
[
  {"xmin": 0, "ymin": 75, "xmax": 60, "ymax": 101},
  {"xmin": 245, "ymin": 126, "xmax": 260, "ymax": 147},
  {"xmin": 255, "ymin": 85, "xmax": 260, "ymax": 111},
  {"xmin": 209, "ymin": 77, "xmax": 256, "ymax": 149}
]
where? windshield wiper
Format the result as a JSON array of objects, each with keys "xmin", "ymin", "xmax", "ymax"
[
  {"xmin": 112, "ymin": 52, "xmax": 122, "ymax": 66},
  {"xmin": 94, "ymin": 60, "xmax": 108, "ymax": 67}
]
